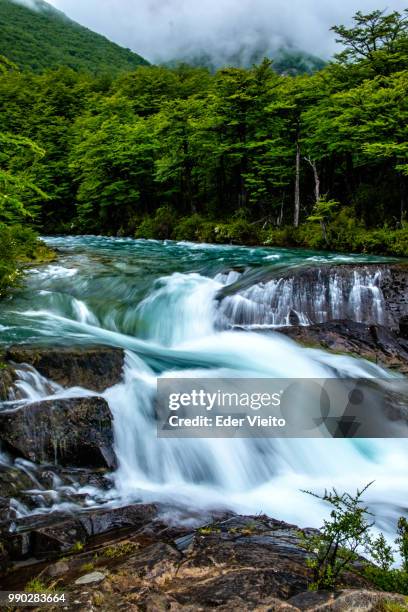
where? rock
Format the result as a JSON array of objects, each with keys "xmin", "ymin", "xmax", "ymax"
[
  {"xmin": 3, "ymin": 510, "xmax": 406, "ymax": 611},
  {"xmin": 0, "ymin": 364, "xmax": 16, "ymax": 401},
  {"xmin": 381, "ymin": 264, "xmax": 408, "ymax": 331},
  {"xmin": 75, "ymin": 571, "xmax": 106, "ymax": 585},
  {"xmin": 278, "ymin": 320, "xmax": 408, "ymax": 373},
  {"xmin": 4, "ymin": 503, "xmax": 158, "ymax": 559},
  {"xmin": 77, "ymin": 503, "xmax": 158, "ymax": 538},
  {"xmin": 287, "ymin": 588, "xmax": 408, "ymax": 610},
  {"xmin": 217, "ymin": 263, "xmax": 408, "ymax": 331},
  {"xmin": 82, "ymin": 513, "xmax": 368, "ymax": 610},
  {"xmin": 0, "ymin": 396, "xmax": 115, "ymax": 468},
  {"xmin": 400, "ymin": 315, "xmax": 408, "ymax": 340},
  {"xmin": 45, "ymin": 560, "xmax": 70, "ymax": 578},
  {"xmin": 0, "ymin": 465, "xmax": 34, "ymax": 504},
  {"xmin": 5, "ymin": 345, "xmax": 124, "ymax": 392}
]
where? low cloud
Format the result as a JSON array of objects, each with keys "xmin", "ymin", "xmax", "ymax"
[
  {"xmin": 46, "ymin": 0, "xmax": 408, "ymax": 63},
  {"xmin": 12, "ymin": 0, "xmax": 40, "ymax": 9}
]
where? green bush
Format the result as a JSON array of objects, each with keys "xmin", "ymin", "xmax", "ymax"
[
  {"xmin": 0, "ymin": 224, "xmax": 19, "ymax": 296},
  {"xmin": 212, "ymin": 219, "xmax": 261, "ymax": 244},
  {"xmin": 300, "ymin": 483, "xmax": 375, "ymax": 590},
  {"xmin": 135, "ymin": 206, "xmax": 176, "ymax": 240},
  {"xmin": 301, "ymin": 483, "xmax": 408, "ymax": 595},
  {"xmin": 0, "ymin": 224, "xmax": 54, "ymax": 297},
  {"xmin": 173, "ymin": 214, "xmax": 208, "ymax": 241},
  {"xmin": 138, "ymin": 213, "xmax": 263, "ymax": 245},
  {"xmin": 264, "ymin": 209, "xmax": 408, "ymax": 257},
  {"xmin": 365, "ymin": 566, "xmax": 408, "ymax": 595}
]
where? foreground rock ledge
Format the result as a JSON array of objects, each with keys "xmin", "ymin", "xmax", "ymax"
[
  {"xmin": 1, "ymin": 511, "xmax": 406, "ymax": 611},
  {"xmin": 0, "ymin": 396, "xmax": 115, "ymax": 468},
  {"xmin": 3, "ymin": 345, "xmax": 125, "ymax": 393}
]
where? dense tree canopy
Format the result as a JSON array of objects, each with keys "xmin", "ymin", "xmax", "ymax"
[{"xmin": 0, "ymin": 7, "xmax": 407, "ymax": 269}]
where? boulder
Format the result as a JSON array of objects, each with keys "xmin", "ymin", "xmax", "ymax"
[
  {"xmin": 278, "ymin": 320, "xmax": 408, "ymax": 374},
  {"xmin": 0, "ymin": 397, "xmax": 115, "ymax": 468},
  {"xmin": 75, "ymin": 571, "xmax": 106, "ymax": 585},
  {"xmin": 4, "ymin": 345, "xmax": 124, "ymax": 392},
  {"xmin": 287, "ymin": 588, "xmax": 408, "ymax": 610}
]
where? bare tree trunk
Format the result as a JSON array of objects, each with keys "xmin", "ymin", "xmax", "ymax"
[
  {"xmin": 305, "ymin": 157, "xmax": 327, "ymax": 243},
  {"xmin": 400, "ymin": 175, "xmax": 407, "ymax": 224},
  {"xmin": 278, "ymin": 197, "xmax": 284, "ymax": 227},
  {"xmin": 305, "ymin": 156, "xmax": 320, "ymax": 204},
  {"xmin": 294, "ymin": 139, "xmax": 301, "ymax": 227}
]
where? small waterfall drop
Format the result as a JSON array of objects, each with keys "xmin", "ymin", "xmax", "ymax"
[{"xmin": 216, "ymin": 267, "xmax": 387, "ymax": 329}]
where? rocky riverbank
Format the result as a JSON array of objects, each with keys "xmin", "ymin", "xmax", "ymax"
[{"xmin": 2, "ymin": 505, "xmax": 408, "ymax": 611}]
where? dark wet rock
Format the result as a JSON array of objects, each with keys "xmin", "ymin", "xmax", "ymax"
[
  {"xmin": 4, "ymin": 345, "xmax": 124, "ymax": 392},
  {"xmin": 0, "ymin": 397, "xmax": 115, "ymax": 469},
  {"xmin": 279, "ymin": 320, "xmax": 408, "ymax": 373},
  {"xmin": 4, "ymin": 503, "xmax": 158, "ymax": 560},
  {"xmin": 77, "ymin": 503, "xmax": 158, "ymax": 538},
  {"xmin": 0, "ymin": 364, "xmax": 16, "ymax": 401},
  {"xmin": 381, "ymin": 264, "xmax": 408, "ymax": 331},
  {"xmin": 0, "ymin": 465, "xmax": 34, "ymax": 508},
  {"xmin": 0, "ymin": 497, "xmax": 18, "ymax": 529},
  {"xmin": 400, "ymin": 315, "xmax": 408, "ymax": 340}
]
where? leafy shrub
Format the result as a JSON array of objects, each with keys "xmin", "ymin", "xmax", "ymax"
[
  {"xmin": 135, "ymin": 205, "xmax": 176, "ymax": 240},
  {"xmin": 0, "ymin": 224, "xmax": 54, "ymax": 296},
  {"xmin": 173, "ymin": 214, "xmax": 208, "ymax": 241},
  {"xmin": 264, "ymin": 209, "xmax": 408, "ymax": 257},
  {"xmin": 300, "ymin": 483, "xmax": 374, "ymax": 590},
  {"xmin": 301, "ymin": 483, "xmax": 408, "ymax": 594},
  {"xmin": 213, "ymin": 219, "xmax": 260, "ymax": 244}
]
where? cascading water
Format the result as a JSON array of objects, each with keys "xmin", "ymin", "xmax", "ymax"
[
  {"xmin": 216, "ymin": 267, "xmax": 387, "ymax": 329},
  {"xmin": 0, "ymin": 236, "xmax": 406, "ymax": 532}
]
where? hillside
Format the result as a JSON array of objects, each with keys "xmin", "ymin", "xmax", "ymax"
[
  {"xmin": 165, "ymin": 45, "xmax": 326, "ymax": 75},
  {"xmin": 0, "ymin": 0, "xmax": 148, "ymax": 74}
]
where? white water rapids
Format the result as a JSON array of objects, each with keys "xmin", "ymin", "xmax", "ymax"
[{"xmin": 0, "ymin": 237, "xmax": 406, "ymax": 533}]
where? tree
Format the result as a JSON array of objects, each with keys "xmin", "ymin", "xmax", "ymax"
[
  {"xmin": 300, "ymin": 483, "xmax": 375, "ymax": 590},
  {"xmin": 333, "ymin": 10, "xmax": 408, "ymax": 75},
  {"xmin": 70, "ymin": 97, "xmax": 157, "ymax": 232},
  {"xmin": 0, "ymin": 132, "xmax": 46, "ymax": 224}
]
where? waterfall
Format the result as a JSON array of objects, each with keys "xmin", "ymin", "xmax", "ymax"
[
  {"xmin": 216, "ymin": 267, "xmax": 387, "ymax": 329},
  {"xmin": 0, "ymin": 237, "xmax": 405, "ymax": 531}
]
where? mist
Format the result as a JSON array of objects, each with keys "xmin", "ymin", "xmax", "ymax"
[
  {"xmin": 13, "ymin": 0, "xmax": 40, "ymax": 9},
  {"xmin": 46, "ymin": 0, "xmax": 408, "ymax": 63}
]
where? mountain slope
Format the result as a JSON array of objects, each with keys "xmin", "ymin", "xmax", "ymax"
[
  {"xmin": 0, "ymin": 0, "xmax": 148, "ymax": 73},
  {"xmin": 165, "ymin": 45, "xmax": 325, "ymax": 76}
]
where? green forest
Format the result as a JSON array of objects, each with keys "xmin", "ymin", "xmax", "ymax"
[
  {"xmin": 0, "ymin": 0, "xmax": 148, "ymax": 73},
  {"xmin": 0, "ymin": 8, "xmax": 407, "ymax": 294}
]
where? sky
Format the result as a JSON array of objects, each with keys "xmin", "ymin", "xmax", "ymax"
[{"xmin": 45, "ymin": 0, "xmax": 407, "ymax": 63}]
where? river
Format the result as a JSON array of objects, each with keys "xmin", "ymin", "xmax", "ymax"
[{"xmin": 0, "ymin": 236, "xmax": 406, "ymax": 532}]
